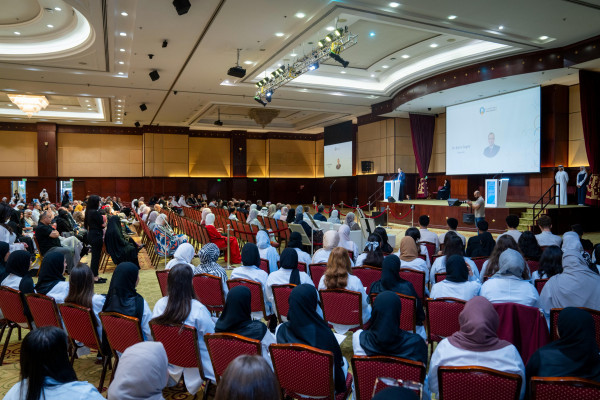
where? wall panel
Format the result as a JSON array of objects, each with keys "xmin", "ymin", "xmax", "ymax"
[
  {"xmin": 247, "ymin": 139, "xmax": 267, "ymax": 177},
  {"xmin": 268, "ymin": 139, "xmax": 316, "ymax": 177},
  {"xmin": 0, "ymin": 131, "xmax": 37, "ymax": 177},
  {"xmin": 189, "ymin": 137, "xmax": 231, "ymax": 177},
  {"xmin": 568, "ymin": 85, "xmax": 589, "ymax": 167}
]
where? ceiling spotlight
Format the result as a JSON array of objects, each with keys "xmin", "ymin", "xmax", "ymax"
[
  {"xmin": 295, "ymin": 12, "xmax": 305, "ymax": 18},
  {"xmin": 54, "ymin": 7, "xmax": 62, "ymax": 11},
  {"xmin": 244, "ymin": 61, "xmax": 253, "ymax": 65},
  {"xmin": 335, "ymin": 28, "xmax": 344, "ymax": 37},
  {"xmin": 62, "ymin": 107, "xmax": 67, "ymax": 110},
  {"xmin": 118, "ymin": 72, "xmax": 124, "ymax": 75},
  {"xmin": 308, "ymin": 62, "xmax": 319, "ymax": 71},
  {"xmin": 14, "ymin": 31, "xmax": 20, "ymax": 35},
  {"xmin": 290, "ymin": 53, "xmax": 297, "ymax": 57},
  {"xmin": 139, "ymin": 103, "xmax": 147, "ymax": 111},
  {"xmin": 121, "ymin": 11, "xmax": 128, "ymax": 16},
  {"xmin": 340, "ymin": 71, "xmax": 346, "ymax": 74},
  {"xmin": 401, "ymin": 54, "xmax": 410, "ymax": 59},
  {"xmin": 118, "ymin": 61, "xmax": 124, "ymax": 64},
  {"xmin": 47, "ymin": 24, "xmax": 54, "ymax": 28},
  {"xmin": 227, "ymin": 48, "xmax": 246, "ymax": 78},
  {"xmin": 119, "ymin": 48, "xmax": 125, "ymax": 52},
  {"xmin": 275, "ymin": 32, "xmax": 285, "ymax": 37},
  {"xmin": 539, "ymin": 35, "xmax": 549, "ymax": 40},
  {"xmin": 214, "ymin": 107, "xmax": 223, "ymax": 126},
  {"xmin": 382, "ymin": 65, "xmax": 389, "ymax": 69},
  {"xmin": 448, "ymin": 15, "xmax": 457, "ymax": 20},
  {"xmin": 149, "ymin": 70, "xmax": 160, "ymax": 81},
  {"xmin": 134, "ymin": 121, "xmax": 140, "ymax": 128},
  {"xmin": 430, "ymin": 43, "xmax": 438, "ymax": 48},
  {"xmin": 498, "ymin": 25, "xmax": 504, "ymax": 30},
  {"xmin": 389, "ymin": 2, "xmax": 400, "ymax": 7},
  {"xmin": 326, "ymin": 26, "xmax": 335, "ymax": 31},
  {"xmin": 162, "ymin": 40, "xmax": 168, "ymax": 48},
  {"xmin": 172, "ymin": 0, "xmax": 191, "ymax": 15},
  {"xmin": 254, "ymin": 96, "xmax": 267, "ymax": 106},
  {"xmin": 370, "ymin": 74, "xmax": 375, "ymax": 77},
  {"xmin": 317, "ymin": 40, "xmax": 325, "ymax": 47},
  {"xmin": 369, "ymin": 31, "xmax": 376, "ymax": 37},
  {"xmin": 148, "ymin": 54, "xmax": 154, "ymax": 59},
  {"xmin": 119, "ymin": 32, "xmax": 127, "ymax": 36}
]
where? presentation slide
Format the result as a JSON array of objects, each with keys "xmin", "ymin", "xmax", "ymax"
[
  {"xmin": 446, "ymin": 86, "xmax": 541, "ymax": 175},
  {"xmin": 324, "ymin": 141, "xmax": 353, "ymax": 177}
]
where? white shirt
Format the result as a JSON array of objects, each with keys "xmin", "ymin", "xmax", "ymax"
[
  {"xmin": 266, "ymin": 269, "xmax": 314, "ymax": 315},
  {"xmin": 430, "ymin": 256, "xmax": 480, "ymax": 286},
  {"xmin": 152, "ymin": 297, "xmax": 215, "ymax": 393},
  {"xmin": 292, "ymin": 248, "xmax": 313, "ymax": 274},
  {"xmin": 438, "ymin": 231, "xmax": 466, "ymax": 246},
  {"xmin": 339, "ymin": 240, "xmax": 359, "ymax": 263},
  {"xmin": 1, "ymin": 274, "xmax": 24, "ymax": 291},
  {"xmin": 5, "ymin": 378, "xmax": 104, "ymax": 400},
  {"xmin": 535, "ymin": 231, "xmax": 562, "ymax": 247},
  {"xmin": 418, "ymin": 228, "xmax": 440, "ymax": 252},
  {"xmin": 426, "ymin": 339, "xmax": 525, "ymax": 399},
  {"xmin": 318, "ymin": 274, "xmax": 371, "ymax": 334},
  {"xmin": 0, "ymin": 225, "xmax": 24, "ymax": 252},
  {"xmin": 497, "ymin": 230, "xmax": 522, "ymax": 243},
  {"xmin": 430, "ymin": 280, "xmax": 481, "ymax": 301},
  {"xmin": 313, "ymin": 248, "xmax": 354, "ymax": 267},
  {"xmin": 397, "ymin": 244, "xmax": 431, "ymax": 269},
  {"xmin": 32, "ymin": 208, "xmax": 40, "ymax": 224},
  {"xmin": 479, "ymin": 276, "xmax": 540, "ymax": 308},
  {"xmin": 45, "ymin": 281, "xmax": 70, "ymax": 304},
  {"xmin": 230, "ymin": 266, "xmax": 272, "ymax": 319}
]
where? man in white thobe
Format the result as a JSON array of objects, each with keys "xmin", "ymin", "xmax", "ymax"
[{"xmin": 555, "ymin": 165, "xmax": 568, "ymax": 205}]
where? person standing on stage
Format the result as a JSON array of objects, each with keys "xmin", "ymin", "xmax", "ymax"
[
  {"xmin": 576, "ymin": 166, "xmax": 588, "ymax": 206},
  {"xmin": 395, "ymin": 167, "xmax": 405, "ymax": 201},
  {"xmin": 555, "ymin": 165, "xmax": 569, "ymax": 205},
  {"xmin": 467, "ymin": 190, "xmax": 485, "ymax": 225}
]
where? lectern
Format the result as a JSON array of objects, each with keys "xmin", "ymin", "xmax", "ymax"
[
  {"xmin": 384, "ymin": 180, "xmax": 400, "ymax": 201},
  {"xmin": 485, "ymin": 178, "xmax": 509, "ymax": 208}
]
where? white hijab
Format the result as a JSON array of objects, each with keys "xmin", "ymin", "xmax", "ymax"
[
  {"xmin": 338, "ymin": 224, "xmax": 353, "ymax": 250},
  {"xmin": 178, "ymin": 195, "xmax": 188, "ymax": 207},
  {"xmin": 205, "ymin": 213, "xmax": 216, "ymax": 226},
  {"xmin": 155, "ymin": 214, "xmax": 168, "ymax": 227},
  {"xmin": 201, "ymin": 208, "xmax": 211, "ymax": 224},
  {"xmin": 165, "ymin": 243, "xmax": 195, "ymax": 270},
  {"xmin": 323, "ymin": 230, "xmax": 340, "ymax": 250}
]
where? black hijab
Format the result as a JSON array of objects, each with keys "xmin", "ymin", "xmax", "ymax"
[
  {"xmin": 445, "ymin": 254, "xmax": 469, "ymax": 283},
  {"xmin": 276, "ymin": 284, "xmax": 346, "ymax": 393},
  {"xmin": 35, "ymin": 252, "xmax": 66, "ymax": 295},
  {"xmin": 280, "ymin": 248, "xmax": 300, "ymax": 285},
  {"xmin": 241, "ymin": 243, "xmax": 261, "ymax": 268},
  {"xmin": 526, "ymin": 307, "xmax": 600, "ymax": 381},
  {"xmin": 6, "ymin": 221, "xmax": 22, "ymax": 237},
  {"xmin": 102, "ymin": 262, "xmax": 145, "ymax": 321},
  {"xmin": 374, "ymin": 227, "xmax": 393, "ymax": 254},
  {"xmin": 0, "ymin": 241, "xmax": 9, "ymax": 282},
  {"xmin": 286, "ymin": 208, "xmax": 296, "ymax": 224},
  {"xmin": 359, "ymin": 291, "xmax": 428, "ymax": 365},
  {"xmin": 215, "ymin": 286, "xmax": 267, "ymax": 341},
  {"xmin": 372, "ymin": 387, "xmax": 419, "ymax": 400},
  {"xmin": 105, "ymin": 215, "xmax": 130, "ymax": 261},
  {"xmin": 287, "ymin": 232, "xmax": 303, "ymax": 249}
]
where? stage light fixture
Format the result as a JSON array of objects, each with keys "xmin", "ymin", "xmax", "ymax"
[
  {"xmin": 149, "ymin": 70, "xmax": 160, "ymax": 81},
  {"xmin": 325, "ymin": 34, "xmax": 333, "ymax": 42},
  {"xmin": 317, "ymin": 40, "xmax": 325, "ymax": 47},
  {"xmin": 265, "ymin": 90, "xmax": 273, "ymax": 102},
  {"xmin": 214, "ymin": 107, "xmax": 223, "ymax": 126},
  {"xmin": 134, "ymin": 121, "xmax": 140, "ymax": 128},
  {"xmin": 254, "ymin": 96, "xmax": 267, "ymax": 106},
  {"xmin": 335, "ymin": 28, "xmax": 344, "ymax": 37},
  {"xmin": 172, "ymin": 0, "xmax": 191, "ymax": 15},
  {"xmin": 139, "ymin": 103, "xmax": 147, "ymax": 111},
  {"xmin": 308, "ymin": 62, "xmax": 319, "ymax": 71}
]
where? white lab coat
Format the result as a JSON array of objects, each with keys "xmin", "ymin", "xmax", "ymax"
[
  {"xmin": 230, "ymin": 266, "xmax": 272, "ymax": 319},
  {"xmin": 430, "ymin": 280, "xmax": 482, "ymax": 301},
  {"xmin": 479, "ymin": 276, "xmax": 540, "ymax": 307},
  {"xmin": 430, "ymin": 256, "xmax": 480, "ymax": 286}
]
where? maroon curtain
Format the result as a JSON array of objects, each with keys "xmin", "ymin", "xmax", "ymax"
[
  {"xmin": 579, "ymin": 70, "xmax": 600, "ymax": 206},
  {"xmin": 409, "ymin": 113, "xmax": 435, "ymax": 178}
]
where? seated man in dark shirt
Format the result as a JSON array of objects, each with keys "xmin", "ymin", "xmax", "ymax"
[
  {"xmin": 313, "ymin": 205, "xmax": 328, "ymax": 222},
  {"xmin": 466, "ymin": 220, "xmax": 496, "ymax": 258},
  {"xmin": 35, "ymin": 210, "xmax": 81, "ymax": 272}
]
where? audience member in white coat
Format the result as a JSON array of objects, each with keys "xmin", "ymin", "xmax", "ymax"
[
  {"xmin": 230, "ymin": 243, "xmax": 273, "ymax": 319},
  {"xmin": 430, "ymin": 254, "xmax": 481, "ymax": 301},
  {"xmin": 430, "ymin": 233, "xmax": 480, "ymax": 286},
  {"xmin": 312, "ymin": 230, "xmax": 354, "ymax": 267},
  {"xmin": 337, "ymin": 225, "xmax": 359, "ymax": 263}
]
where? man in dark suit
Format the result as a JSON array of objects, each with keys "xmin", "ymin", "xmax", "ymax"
[{"xmin": 483, "ymin": 132, "xmax": 500, "ymax": 157}]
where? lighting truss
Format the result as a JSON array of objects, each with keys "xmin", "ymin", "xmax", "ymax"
[{"xmin": 254, "ymin": 27, "xmax": 358, "ymax": 104}]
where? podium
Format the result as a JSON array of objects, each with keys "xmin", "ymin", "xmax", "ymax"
[
  {"xmin": 384, "ymin": 180, "xmax": 400, "ymax": 201},
  {"xmin": 485, "ymin": 178, "xmax": 509, "ymax": 208}
]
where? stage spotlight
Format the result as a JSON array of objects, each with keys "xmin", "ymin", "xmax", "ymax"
[
  {"xmin": 308, "ymin": 62, "xmax": 319, "ymax": 71},
  {"xmin": 254, "ymin": 96, "xmax": 267, "ymax": 106},
  {"xmin": 317, "ymin": 39, "xmax": 325, "ymax": 47},
  {"xmin": 265, "ymin": 90, "xmax": 273, "ymax": 102},
  {"xmin": 255, "ymin": 81, "xmax": 263, "ymax": 88},
  {"xmin": 325, "ymin": 34, "xmax": 334, "ymax": 42},
  {"xmin": 139, "ymin": 103, "xmax": 147, "ymax": 111},
  {"xmin": 335, "ymin": 28, "xmax": 344, "ymax": 37},
  {"xmin": 134, "ymin": 121, "xmax": 140, "ymax": 128},
  {"xmin": 172, "ymin": 0, "xmax": 191, "ymax": 15},
  {"xmin": 149, "ymin": 70, "xmax": 160, "ymax": 81}
]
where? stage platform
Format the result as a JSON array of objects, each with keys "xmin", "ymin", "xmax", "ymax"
[{"xmin": 376, "ymin": 199, "xmax": 595, "ymax": 234}]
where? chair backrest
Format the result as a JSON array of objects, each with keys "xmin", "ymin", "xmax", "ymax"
[
  {"xmin": 370, "ymin": 292, "xmax": 417, "ymax": 333},
  {"xmin": 534, "ymin": 278, "xmax": 549, "ymax": 295},
  {"xmin": 150, "ymin": 322, "xmax": 205, "ymax": 379},
  {"xmin": 0, "ymin": 286, "xmax": 31, "ymax": 327},
  {"xmin": 319, "ymin": 288, "xmax": 362, "ymax": 328},
  {"xmin": 425, "ymin": 298, "xmax": 466, "ymax": 344},
  {"xmin": 270, "ymin": 343, "xmax": 335, "ymax": 399},
  {"xmin": 276, "ymin": 261, "xmax": 307, "ymax": 273},
  {"xmin": 309, "ymin": 263, "xmax": 327, "ymax": 288},
  {"xmin": 278, "ymin": 220, "xmax": 290, "ymax": 241},
  {"xmin": 435, "ymin": 272, "xmax": 447, "ymax": 283},
  {"xmin": 204, "ymin": 333, "xmax": 262, "ymax": 383},
  {"xmin": 192, "ymin": 274, "xmax": 226, "ymax": 314},
  {"xmin": 438, "ymin": 366, "xmax": 522, "ymax": 400},
  {"xmin": 550, "ymin": 307, "xmax": 600, "ymax": 348},
  {"xmin": 226, "ymin": 278, "xmax": 266, "ymax": 319},
  {"xmin": 352, "ymin": 267, "xmax": 382, "ymax": 294},
  {"xmin": 527, "ymin": 259, "xmax": 540, "ymax": 273},
  {"xmin": 99, "ymin": 312, "xmax": 144, "ymax": 355},
  {"xmin": 471, "ymin": 257, "xmax": 488, "ymax": 273},
  {"xmin": 530, "ymin": 376, "xmax": 600, "ymax": 400},
  {"xmin": 259, "ymin": 258, "xmax": 270, "ymax": 274},
  {"xmin": 352, "ymin": 355, "xmax": 426, "ymax": 400},
  {"xmin": 289, "ymin": 224, "xmax": 312, "ymax": 245},
  {"xmin": 156, "ymin": 270, "xmax": 169, "ymax": 297},
  {"xmin": 24, "ymin": 293, "xmax": 61, "ymax": 328},
  {"xmin": 399, "ymin": 268, "xmax": 426, "ymax": 300},
  {"xmin": 420, "ymin": 241, "xmax": 436, "ymax": 260},
  {"xmin": 272, "ymin": 284, "xmax": 296, "ymax": 323},
  {"xmin": 58, "ymin": 302, "xmax": 102, "ymax": 353}
]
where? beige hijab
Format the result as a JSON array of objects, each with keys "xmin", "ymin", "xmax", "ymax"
[{"xmin": 399, "ymin": 236, "xmax": 419, "ymax": 262}]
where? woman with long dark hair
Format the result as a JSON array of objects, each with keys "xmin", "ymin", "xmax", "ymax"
[
  {"xmin": 355, "ymin": 233, "xmax": 384, "ymax": 268},
  {"xmin": 214, "ymin": 355, "xmax": 281, "ymax": 400},
  {"xmin": 0, "ymin": 241, "xmax": 10, "ymax": 283},
  {"xmin": 4, "ymin": 326, "xmax": 104, "ymax": 400},
  {"xmin": 65, "ymin": 264, "xmax": 106, "ymax": 338},
  {"xmin": 374, "ymin": 227, "xmax": 394, "ymax": 254},
  {"xmin": 84, "ymin": 195, "xmax": 106, "ymax": 283},
  {"xmin": 518, "ymin": 230, "xmax": 542, "ymax": 261},
  {"xmin": 532, "ymin": 245, "xmax": 563, "ymax": 280},
  {"xmin": 480, "ymin": 235, "xmax": 521, "ymax": 278},
  {"xmin": 151, "ymin": 264, "xmax": 216, "ymax": 395}
]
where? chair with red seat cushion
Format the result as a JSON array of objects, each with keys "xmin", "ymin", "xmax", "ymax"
[
  {"xmin": 99, "ymin": 312, "xmax": 144, "ymax": 382},
  {"xmin": 399, "ymin": 268, "xmax": 426, "ymax": 301},
  {"xmin": 425, "ymin": 298, "xmax": 466, "ymax": 353},
  {"xmin": 226, "ymin": 278, "xmax": 268, "ymax": 320},
  {"xmin": 272, "ymin": 284, "xmax": 296, "ymax": 323},
  {"xmin": 351, "ymin": 355, "xmax": 426, "ymax": 400},
  {"xmin": 471, "ymin": 257, "xmax": 488, "ymax": 273},
  {"xmin": 319, "ymin": 288, "xmax": 363, "ymax": 332},
  {"xmin": 527, "ymin": 259, "xmax": 540, "ymax": 273},
  {"xmin": 25, "ymin": 293, "xmax": 61, "ymax": 328},
  {"xmin": 156, "ymin": 270, "xmax": 169, "ymax": 297},
  {"xmin": 352, "ymin": 266, "xmax": 382, "ymax": 294},
  {"xmin": 59, "ymin": 303, "xmax": 110, "ymax": 391},
  {"xmin": 259, "ymin": 258, "xmax": 270, "ymax": 274},
  {"xmin": 420, "ymin": 241, "xmax": 436, "ymax": 260},
  {"xmin": 192, "ymin": 273, "xmax": 226, "ymax": 316},
  {"xmin": 0, "ymin": 287, "xmax": 32, "ymax": 365},
  {"xmin": 530, "ymin": 376, "xmax": 600, "ymax": 400},
  {"xmin": 150, "ymin": 322, "xmax": 212, "ymax": 400},
  {"xmin": 309, "ymin": 263, "xmax": 327, "ymax": 288},
  {"xmin": 204, "ymin": 333, "xmax": 262, "ymax": 383},
  {"xmin": 370, "ymin": 292, "xmax": 417, "ymax": 333},
  {"xmin": 270, "ymin": 343, "xmax": 353, "ymax": 400},
  {"xmin": 534, "ymin": 278, "xmax": 549, "ymax": 295},
  {"xmin": 435, "ymin": 272, "xmax": 447, "ymax": 283},
  {"xmin": 277, "ymin": 261, "xmax": 308, "ymax": 273},
  {"xmin": 550, "ymin": 307, "xmax": 600, "ymax": 348},
  {"xmin": 438, "ymin": 366, "xmax": 522, "ymax": 400}
]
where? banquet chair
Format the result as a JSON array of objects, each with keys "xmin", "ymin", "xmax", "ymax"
[
  {"xmin": 99, "ymin": 312, "xmax": 144, "ymax": 382},
  {"xmin": 530, "ymin": 376, "xmax": 600, "ymax": 400},
  {"xmin": 204, "ymin": 333, "xmax": 262, "ymax": 383},
  {"xmin": 425, "ymin": 297, "xmax": 466, "ymax": 353},
  {"xmin": 227, "ymin": 278, "xmax": 268, "ymax": 320},
  {"xmin": 0, "ymin": 287, "xmax": 32, "ymax": 365},
  {"xmin": 155, "ymin": 270, "xmax": 169, "ymax": 297},
  {"xmin": 319, "ymin": 288, "xmax": 363, "ymax": 332},
  {"xmin": 352, "ymin": 266, "xmax": 382, "ymax": 294},
  {"xmin": 370, "ymin": 292, "xmax": 417, "ymax": 333},
  {"xmin": 271, "ymin": 284, "xmax": 296, "ymax": 323},
  {"xmin": 438, "ymin": 366, "xmax": 522, "ymax": 400},
  {"xmin": 24, "ymin": 293, "xmax": 61, "ymax": 328},
  {"xmin": 192, "ymin": 273, "xmax": 226, "ymax": 316}
]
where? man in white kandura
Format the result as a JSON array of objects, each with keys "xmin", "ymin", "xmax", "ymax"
[{"xmin": 555, "ymin": 165, "xmax": 568, "ymax": 205}]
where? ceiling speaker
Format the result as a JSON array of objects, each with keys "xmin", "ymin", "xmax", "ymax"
[
  {"xmin": 172, "ymin": 0, "xmax": 191, "ymax": 15},
  {"xmin": 139, "ymin": 104, "xmax": 147, "ymax": 112},
  {"xmin": 149, "ymin": 70, "xmax": 160, "ymax": 81}
]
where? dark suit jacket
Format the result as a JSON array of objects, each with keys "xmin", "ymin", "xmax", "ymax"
[{"xmin": 483, "ymin": 145, "xmax": 500, "ymax": 158}]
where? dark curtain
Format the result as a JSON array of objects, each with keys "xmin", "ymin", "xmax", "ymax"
[
  {"xmin": 579, "ymin": 70, "xmax": 600, "ymax": 206},
  {"xmin": 409, "ymin": 113, "xmax": 435, "ymax": 178}
]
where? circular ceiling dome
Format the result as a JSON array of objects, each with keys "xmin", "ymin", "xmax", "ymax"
[{"xmin": 0, "ymin": 0, "xmax": 94, "ymax": 60}]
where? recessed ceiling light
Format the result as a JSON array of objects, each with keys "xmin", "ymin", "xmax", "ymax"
[
  {"xmin": 278, "ymin": 63, "xmax": 283, "ymax": 67},
  {"xmin": 119, "ymin": 32, "xmax": 127, "ymax": 36},
  {"xmin": 14, "ymin": 31, "xmax": 20, "ymax": 35},
  {"xmin": 448, "ymin": 15, "xmax": 457, "ymax": 20},
  {"xmin": 401, "ymin": 54, "xmax": 410, "ymax": 59},
  {"xmin": 370, "ymin": 74, "xmax": 375, "ymax": 77},
  {"xmin": 290, "ymin": 53, "xmax": 297, "ymax": 57},
  {"xmin": 382, "ymin": 65, "xmax": 389, "ymax": 69},
  {"xmin": 121, "ymin": 11, "xmax": 128, "ymax": 16},
  {"xmin": 389, "ymin": 2, "xmax": 400, "ymax": 7},
  {"xmin": 117, "ymin": 99, "xmax": 122, "ymax": 102},
  {"xmin": 47, "ymin": 24, "xmax": 54, "ymax": 28},
  {"xmin": 430, "ymin": 43, "xmax": 439, "ymax": 48},
  {"xmin": 326, "ymin": 26, "xmax": 335, "ymax": 31},
  {"xmin": 498, "ymin": 25, "xmax": 504, "ymax": 30},
  {"xmin": 369, "ymin": 32, "xmax": 376, "ymax": 37},
  {"xmin": 275, "ymin": 32, "xmax": 285, "ymax": 37},
  {"xmin": 539, "ymin": 35, "xmax": 549, "ymax": 40},
  {"xmin": 62, "ymin": 107, "xmax": 67, "ymax": 110},
  {"xmin": 119, "ymin": 48, "xmax": 125, "ymax": 52},
  {"xmin": 54, "ymin": 7, "xmax": 61, "ymax": 11},
  {"xmin": 244, "ymin": 61, "xmax": 253, "ymax": 65},
  {"xmin": 340, "ymin": 71, "xmax": 346, "ymax": 74},
  {"xmin": 295, "ymin": 12, "xmax": 305, "ymax": 18},
  {"xmin": 118, "ymin": 72, "xmax": 124, "ymax": 75},
  {"xmin": 118, "ymin": 61, "xmax": 124, "ymax": 64},
  {"xmin": 7, "ymin": 104, "xmax": 12, "ymax": 107}
]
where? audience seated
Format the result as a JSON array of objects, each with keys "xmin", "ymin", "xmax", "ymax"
[
  {"xmin": 466, "ymin": 220, "xmax": 496, "ymax": 258},
  {"xmin": 205, "ymin": 213, "xmax": 241, "ymax": 264},
  {"xmin": 572, "ymin": 223, "xmax": 594, "ymax": 255},
  {"xmin": 353, "ymin": 291, "xmax": 428, "ymax": 365},
  {"xmin": 230, "ymin": 243, "xmax": 272, "ymax": 319},
  {"xmin": 430, "ymin": 234, "xmax": 480, "ymax": 286},
  {"xmin": 107, "ymin": 342, "xmax": 169, "ymax": 400},
  {"xmin": 105, "ymin": 215, "xmax": 140, "ymax": 267},
  {"xmin": 64, "ymin": 264, "xmax": 106, "ymax": 339},
  {"xmin": 539, "ymin": 232, "xmax": 600, "ymax": 315},
  {"xmin": 328, "ymin": 209, "xmax": 341, "ymax": 224},
  {"xmin": 337, "ymin": 225, "xmax": 359, "ymax": 263},
  {"xmin": 344, "ymin": 211, "xmax": 361, "ymax": 231},
  {"xmin": 318, "ymin": 247, "xmax": 371, "ymax": 333},
  {"xmin": 313, "ymin": 230, "xmax": 354, "ymax": 266},
  {"xmin": 1, "ymin": 250, "xmax": 34, "ymax": 320},
  {"xmin": 101, "ymin": 262, "xmax": 152, "ymax": 341},
  {"xmin": 0, "ymin": 241, "xmax": 10, "ymax": 283},
  {"xmin": 4, "ymin": 326, "xmax": 104, "ymax": 400},
  {"xmin": 35, "ymin": 252, "xmax": 69, "ymax": 304},
  {"xmin": 399, "ymin": 236, "xmax": 430, "ymax": 287},
  {"xmin": 374, "ymin": 226, "xmax": 394, "ymax": 254},
  {"xmin": 7, "ymin": 220, "xmax": 35, "ymax": 259},
  {"xmin": 151, "ymin": 264, "xmax": 216, "ymax": 393},
  {"xmin": 430, "ymin": 254, "xmax": 481, "ymax": 301},
  {"xmin": 417, "ymin": 215, "xmax": 440, "ymax": 252},
  {"xmin": 313, "ymin": 204, "xmax": 327, "ymax": 221},
  {"xmin": 498, "ymin": 214, "xmax": 522, "ymax": 243},
  {"xmin": 165, "ymin": 242, "xmax": 195, "ymax": 270},
  {"xmin": 400, "ymin": 227, "xmax": 431, "ymax": 268},
  {"xmin": 438, "ymin": 217, "xmax": 466, "ymax": 246},
  {"xmin": 153, "ymin": 214, "xmax": 188, "ymax": 257},
  {"xmin": 284, "ymin": 232, "xmax": 312, "ymax": 267},
  {"xmin": 480, "ymin": 235, "xmax": 520, "ymax": 278},
  {"xmin": 247, "ymin": 208, "xmax": 264, "ymax": 230},
  {"xmin": 531, "ymin": 245, "xmax": 563, "ymax": 280},
  {"xmin": 426, "ymin": 296, "xmax": 525, "ymax": 399},
  {"xmin": 214, "ymin": 355, "xmax": 280, "ymax": 400},
  {"xmin": 34, "ymin": 210, "xmax": 82, "ymax": 272},
  {"xmin": 535, "ymin": 215, "xmax": 562, "ymax": 247},
  {"xmin": 278, "ymin": 206, "xmax": 288, "ymax": 221},
  {"xmin": 146, "ymin": 210, "xmax": 159, "ymax": 230},
  {"xmin": 518, "ymin": 231, "xmax": 542, "ymax": 261},
  {"xmin": 526, "ymin": 307, "xmax": 600, "ymax": 382},
  {"xmin": 275, "ymin": 284, "xmax": 349, "ymax": 394},
  {"xmin": 355, "ymin": 233, "xmax": 383, "ymax": 268},
  {"xmin": 193, "ymin": 243, "xmax": 229, "ymax": 294},
  {"xmin": 257, "ymin": 230, "xmax": 279, "ymax": 273},
  {"xmin": 480, "ymin": 249, "xmax": 539, "ymax": 307}
]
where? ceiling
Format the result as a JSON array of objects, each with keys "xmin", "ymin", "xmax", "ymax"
[{"xmin": 0, "ymin": 0, "xmax": 598, "ymax": 132}]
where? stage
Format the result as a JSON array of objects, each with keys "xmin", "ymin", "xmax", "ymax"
[{"xmin": 376, "ymin": 199, "xmax": 595, "ymax": 234}]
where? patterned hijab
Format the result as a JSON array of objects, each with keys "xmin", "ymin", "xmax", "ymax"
[{"xmin": 198, "ymin": 243, "xmax": 220, "ymax": 267}]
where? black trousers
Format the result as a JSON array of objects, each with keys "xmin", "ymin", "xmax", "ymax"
[{"xmin": 88, "ymin": 229, "xmax": 103, "ymax": 276}]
